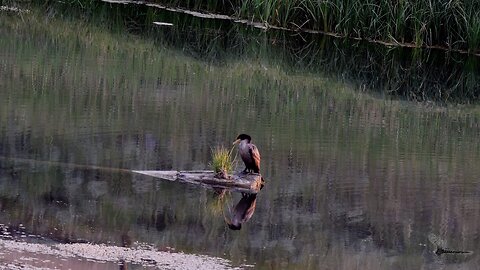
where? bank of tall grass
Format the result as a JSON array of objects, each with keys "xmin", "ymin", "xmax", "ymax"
[
  {"xmin": 116, "ymin": 0, "xmax": 480, "ymax": 53},
  {"xmin": 27, "ymin": 0, "xmax": 480, "ymax": 102}
]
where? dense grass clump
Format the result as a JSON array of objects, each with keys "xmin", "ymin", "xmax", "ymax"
[
  {"xmin": 137, "ymin": 0, "xmax": 480, "ymax": 52},
  {"xmin": 210, "ymin": 146, "xmax": 235, "ymax": 176}
]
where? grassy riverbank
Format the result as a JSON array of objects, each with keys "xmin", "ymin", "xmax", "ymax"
[
  {"xmin": 10, "ymin": 0, "xmax": 479, "ymax": 53},
  {"xmin": 7, "ymin": 0, "xmax": 479, "ymax": 102},
  {"xmin": 71, "ymin": 0, "xmax": 480, "ymax": 53}
]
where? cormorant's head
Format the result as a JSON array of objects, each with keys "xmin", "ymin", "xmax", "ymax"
[
  {"xmin": 233, "ymin": 134, "xmax": 251, "ymax": 145},
  {"xmin": 224, "ymin": 215, "xmax": 242, "ymax": 230},
  {"xmin": 227, "ymin": 222, "xmax": 242, "ymax": 230}
]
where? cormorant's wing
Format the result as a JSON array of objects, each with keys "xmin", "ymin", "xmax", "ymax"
[{"xmin": 249, "ymin": 144, "xmax": 261, "ymax": 170}]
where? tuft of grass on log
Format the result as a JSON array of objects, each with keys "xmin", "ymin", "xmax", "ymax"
[{"xmin": 210, "ymin": 145, "xmax": 236, "ymax": 178}]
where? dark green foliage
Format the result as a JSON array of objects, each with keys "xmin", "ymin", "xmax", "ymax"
[
  {"xmin": 139, "ymin": 0, "xmax": 480, "ymax": 52},
  {"xmin": 27, "ymin": 0, "xmax": 480, "ymax": 103}
]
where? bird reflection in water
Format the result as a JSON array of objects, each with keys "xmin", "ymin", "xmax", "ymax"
[{"xmin": 224, "ymin": 193, "xmax": 258, "ymax": 230}]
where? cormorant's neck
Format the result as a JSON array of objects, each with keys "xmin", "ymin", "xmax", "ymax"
[{"xmin": 239, "ymin": 140, "xmax": 249, "ymax": 149}]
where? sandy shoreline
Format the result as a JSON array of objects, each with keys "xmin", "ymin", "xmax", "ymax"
[{"xmin": 0, "ymin": 238, "xmax": 241, "ymax": 270}]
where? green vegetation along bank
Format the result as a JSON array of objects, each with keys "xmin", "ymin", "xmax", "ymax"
[{"xmin": 68, "ymin": 0, "xmax": 480, "ymax": 53}]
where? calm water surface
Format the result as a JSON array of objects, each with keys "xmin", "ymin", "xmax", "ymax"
[{"xmin": 1, "ymin": 3, "xmax": 480, "ymax": 269}]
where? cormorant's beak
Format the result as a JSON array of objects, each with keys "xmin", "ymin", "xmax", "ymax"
[
  {"xmin": 224, "ymin": 215, "xmax": 232, "ymax": 224},
  {"xmin": 232, "ymin": 139, "xmax": 240, "ymax": 145}
]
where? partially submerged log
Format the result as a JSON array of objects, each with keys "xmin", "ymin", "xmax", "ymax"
[{"xmin": 132, "ymin": 170, "xmax": 264, "ymax": 194}]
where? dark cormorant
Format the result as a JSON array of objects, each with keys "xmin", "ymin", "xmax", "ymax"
[{"xmin": 233, "ymin": 134, "xmax": 261, "ymax": 173}]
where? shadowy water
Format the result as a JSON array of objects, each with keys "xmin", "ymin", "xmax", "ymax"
[{"xmin": 1, "ymin": 2, "xmax": 480, "ymax": 269}]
